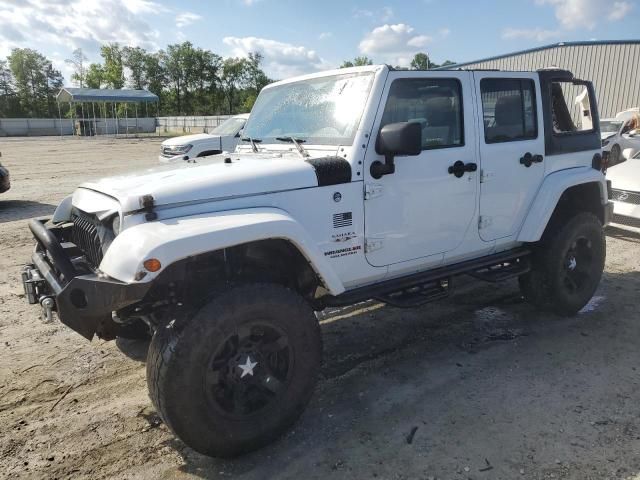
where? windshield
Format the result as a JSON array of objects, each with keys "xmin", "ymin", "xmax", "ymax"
[
  {"xmin": 211, "ymin": 117, "xmax": 246, "ymax": 136},
  {"xmin": 601, "ymin": 120, "xmax": 623, "ymax": 134},
  {"xmin": 243, "ymin": 72, "xmax": 375, "ymax": 146}
]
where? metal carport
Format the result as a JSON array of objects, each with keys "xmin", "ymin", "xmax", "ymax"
[{"xmin": 56, "ymin": 87, "xmax": 159, "ymax": 137}]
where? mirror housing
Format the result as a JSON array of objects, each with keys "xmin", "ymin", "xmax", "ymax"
[{"xmin": 371, "ymin": 122, "xmax": 422, "ymax": 179}]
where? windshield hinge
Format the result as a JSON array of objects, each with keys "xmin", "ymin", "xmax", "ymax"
[
  {"xmin": 365, "ymin": 238, "xmax": 384, "ymax": 253},
  {"xmin": 364, "ymin": 183, "xmax": 383, "ymax": 200}
]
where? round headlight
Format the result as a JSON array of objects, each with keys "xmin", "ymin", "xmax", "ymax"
[{"xmin": 112, "ymin": 215, "xmax": 121, "ymax": 235}]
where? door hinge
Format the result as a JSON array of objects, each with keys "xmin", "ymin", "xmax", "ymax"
[
  {"xmin": 480, "ymin": 169, "xmax": 492, "ymax": 183},
  {"xmin": 365, "ymin": 238, "xmax": 384, "ymax": 253},
  {"xmin": 478, "ymin": 216, "xmax": 493, "ymax": 229},
  {"xmin": 364, "ymin": 183, "xmax": 383, "ymax": 200}
]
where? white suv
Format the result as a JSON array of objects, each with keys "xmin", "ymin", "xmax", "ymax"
[
  {"xmin": 22, "ymin": 65, "xmax": 612, "ymax": 458},
  {"xmin": 159, "ymin": 113, "xmax": 249, "ymax": 163}
]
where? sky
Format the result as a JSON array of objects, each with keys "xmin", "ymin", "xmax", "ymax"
[{"xmin": 0, "ymin": 0, "xmax": 638, "ymax": 83}]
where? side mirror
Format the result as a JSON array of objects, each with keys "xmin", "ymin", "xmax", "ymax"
[{"xmin": 371, "ymin": 122, "xmax": 422, "ymax": 179}]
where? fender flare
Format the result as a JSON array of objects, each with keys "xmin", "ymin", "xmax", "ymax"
[
  {"xmin": 99, "ymin": 207, "xmax": 345, "ymax": 295},
  {"xmin": 52, "ymin": 195, "xmax": 73, "ymax": 223},
  {"xmin": 517, "ymin": 167, "xmax": 608, "ymax": 243}
]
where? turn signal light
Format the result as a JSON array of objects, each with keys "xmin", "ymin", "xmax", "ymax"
[{"xmin": 143, "ymin": 258, "xmax": 162, "ymax": 272}]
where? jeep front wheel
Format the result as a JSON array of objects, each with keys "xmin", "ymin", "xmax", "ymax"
[
  {"xmin": 146, "ymin": 283, "xmax": 322, "ymax": 457},
  {"xmin": 519, "ymin": 212, "xmax": 605, "ymax": 316}
]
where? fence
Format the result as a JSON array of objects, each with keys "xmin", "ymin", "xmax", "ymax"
[
  {"xmin": 156, "ymin": 116, "xmax": 233, "ymax": 134},
  {"xmin": 0, "ymin": 116, "xmax": 236, "ymax": 136},
  {"xmin": 0, "ymin": 117, "xmax": 157, "ymax": 136}
]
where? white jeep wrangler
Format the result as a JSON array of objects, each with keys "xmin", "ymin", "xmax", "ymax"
[{"xmin": 22, "ymin": 65, "xmax": 613, "ymax": 457}]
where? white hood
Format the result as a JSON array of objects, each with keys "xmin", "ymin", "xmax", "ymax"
[
  {"xmin": 78, "ymin": 152, "xmax": 322, "ymax": 213},
  {"xmin": 607, "ymin": 159, "xmax": 640, "ymax": 192},
  {"xmin": 162, "ymin": 133, "xmax": 221, "ymax": 147}
]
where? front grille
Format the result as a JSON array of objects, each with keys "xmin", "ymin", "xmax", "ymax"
[
  {"xmin": 71, "ymin": 212, "xmax": 104, "ymax": 268},
  {"xmin": 612, "ymin": 214, "xmax": 640, "ymax": 229},
  {"xmin": 611, "ymin": 188, "xmax": 640, "ymax": 205}
]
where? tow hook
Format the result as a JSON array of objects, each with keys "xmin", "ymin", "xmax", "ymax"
[{"xmin": 40, "ymin": 296, "xmax": 55, "ymax": 323}]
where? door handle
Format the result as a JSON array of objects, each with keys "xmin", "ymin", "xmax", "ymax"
[
  {"xmin": 520, "ymin": 152, "xmax": 544, "ymax": 167},
  {"xmin": 448, "ymin": 160, "xmax": 477, "ymax": 178}
]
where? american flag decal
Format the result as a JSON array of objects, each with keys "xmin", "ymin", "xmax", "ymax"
[{"xmin": 333, "ymin": 212, "xmax": 353, "ymax": 228}]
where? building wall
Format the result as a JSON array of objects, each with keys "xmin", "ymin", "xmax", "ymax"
[{"xmin": 454, "ymin": 42, "xmax": 640, "ymax": 118}]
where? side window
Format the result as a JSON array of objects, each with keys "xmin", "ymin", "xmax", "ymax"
[
  {"xmin": 480, "ymin": 78, "xmax": 537, "ymax": 143},
  {"xmin": 550, "ymin": 81, "xmax": 595, "ymax": 134},
  {"xmin": 380, "ymin": 78, "xmax": 464, "ymax": 150}
]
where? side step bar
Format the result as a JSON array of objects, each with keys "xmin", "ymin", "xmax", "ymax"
[{"xmin": 324, "ymin": 248, "xmax": 530, "ymax": 307}]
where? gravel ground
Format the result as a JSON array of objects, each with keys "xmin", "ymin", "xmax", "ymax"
[{"xmin": 1, "ymin": 137, "xmax": 640, "ymax": 480}]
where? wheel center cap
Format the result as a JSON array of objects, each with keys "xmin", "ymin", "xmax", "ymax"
[
  {"xmin": 568, "ymin": 256, "xmax": 577, "ymax": 271},
  {"xmin": 238, "ymin": 355, "xmax": 258, "ymax": 378}
]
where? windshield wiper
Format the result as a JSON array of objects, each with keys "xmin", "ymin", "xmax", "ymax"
[
  {"xmin": 241, "ymin": 136, "xmax": 262, "ymax": 153},
  {"xmin": 276, "ymin": 136, "xmax": 309, "ymax": 158}
]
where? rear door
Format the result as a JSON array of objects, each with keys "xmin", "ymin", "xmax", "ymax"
[{"xmin": 473, "ymin": 72, "xmax": 545, "ymax": 241}]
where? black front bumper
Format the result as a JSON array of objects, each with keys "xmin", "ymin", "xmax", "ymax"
[{"xmin": 23, "ymin": 219, "xmax": 150, "ymax": 340}]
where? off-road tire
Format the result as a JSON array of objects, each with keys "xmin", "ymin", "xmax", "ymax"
[
  {"xmin": 519, "ymin": 212, "xmax": 605, "ymax": 316},
  {"xmin": 146, "ymin": 283, "xmax": 322, "ymax": 457},
  {"xmin": 610, "ymin": 144, "xmax": 621, "ymax": 167}
]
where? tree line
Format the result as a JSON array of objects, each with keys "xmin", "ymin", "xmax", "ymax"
[
  {"xmin": 0, "ymin": 43, "xmax": 454, "ymax": 119},
  {"xmin": 340, "ymin": 53, "xmax": 455, "ymax": 70},
  {"xmin": 0, "ymin": 43, "xmax": 271, "ymax": 118}
]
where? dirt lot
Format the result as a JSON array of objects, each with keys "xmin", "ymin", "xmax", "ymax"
[{"xmin": 1, "ymin": 137, "xmax": 640, "ymax": 480}]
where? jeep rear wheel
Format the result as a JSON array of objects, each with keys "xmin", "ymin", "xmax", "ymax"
[
  {"xmin": 146, "ymin": 283, "xmax": 321, "ymax": 457},
  {"xmin": 519, "ymin": 212, "xmax": 605, "ymax": 316}
]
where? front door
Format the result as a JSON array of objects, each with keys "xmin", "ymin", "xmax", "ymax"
[
  {"xmin": 473, "ymin": 72, "xmax": 546, "ymax": 241},
  {"xmin": 364, "ymin": 71, "xmax": 478, "ymax": 267}
]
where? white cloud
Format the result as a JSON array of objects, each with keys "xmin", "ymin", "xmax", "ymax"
[
  {"xmin": 608, "ymin": 1, "xmax": 633, "ymax": 20},
  {"xmin": 502, "ymin": 27, "xmax": 560, "ymax": 41},
  {"xmin": 359, "ymin": 23, "xmax": 433, "ymax": 66},
  {"xmin": 438, "ymin": 28, "xmax": 451, "ymax": 38},
  {"xmin": 318, "ymin": 31, "xmax": 332, "ymax": 40},
  {"xmin": 175, "ymin": 12, "xmax": 202, "ymax": 28},
  {"xmin": 536, "ymin": 0, "xmax": 633, "ymax": 29},
  {"xmin": 0, "ymin": 0, "xmax": 161, "ymax": 61},
  {"xmin": 223, "ymin": 36, "xmax": 330, "ymax": 78},
  {"xmin": 353, "ymin": 6, "xmax": 394, "ymax": 21}
]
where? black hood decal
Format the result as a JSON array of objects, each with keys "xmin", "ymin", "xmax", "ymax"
[{"xmin": 305, "ymin": 156, "xmax": 352, "ymax": 186}]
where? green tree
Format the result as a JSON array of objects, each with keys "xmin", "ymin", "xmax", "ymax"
[
  {"xmin": 65, "ymin": 48, "xmax": 88, "ymax": 87},
  {"xmin": 144, "ymin": 53, "xmax": 165, "ymax": 92},
  {"xmin": 340, "ymin": 56, "xmax": 373, "ymax": 68},
  {"xmin": 410, "ymin": 52, "xmax": 431, "ymax": 70},
  {"xmin": 410, "ymin": 53, "xmax": 456, "ymax": 70},
  {"xmin": 0, "ymin": 60, "xmax": 17, "ymax": 116},
  {"xmin": 100, "ymin": 43, "xmax": 125, "ymax": 89},
  {"xmin": 123, "ymin": 46, "xmax": 149, "ymax": 89},
  {"xmin": 84, "ymin": 63, "xmax": 105, "ymax": 89},
  {"xmin": 221, "ymin": 57, "xmax": 248, "ymax": 114},
  {"xmin": 8, "ymin": 48, "xmax": 62, "ymax": 117}
]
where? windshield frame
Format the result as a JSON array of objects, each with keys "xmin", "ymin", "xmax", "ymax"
[{"xmin": 242, "ymin": 71, "xmax": 375, "ymax": 147}]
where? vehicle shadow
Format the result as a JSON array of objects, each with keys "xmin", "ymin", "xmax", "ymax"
[
  {"xmin": 606, "ymin": 225, "xmax": 640, "ymax": 244},
  {"xmin": 115, "ymin": 337, "xmax": 150, "ymax": 362},
  {"xmin": 149, "ymin": 272, "xmax": 624, "ymax": 479},
  {"xmin": 157, "ymin": 270, "xmax": 640, "ymax": 479},
  {"xmin": 0, "ymin": 199, "xmax": 56, "ymax": 223}
]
